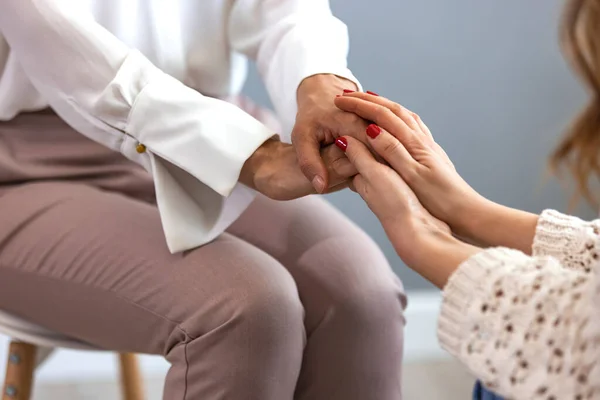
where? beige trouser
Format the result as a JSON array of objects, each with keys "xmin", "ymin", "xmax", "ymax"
[{"xmin": 0, "ymin": 109, "xmax": 406, "ymax": 400}]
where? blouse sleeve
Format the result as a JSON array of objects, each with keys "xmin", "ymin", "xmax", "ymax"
[
  {"xmin": 228, "ymin": 0, "xmax": 361, "ymax": 138},
  {"xmin": 0, "ymin": 0, "xmax": 275, "ymax": 252}
]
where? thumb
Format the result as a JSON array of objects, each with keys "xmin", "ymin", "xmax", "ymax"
[
  {"xmin": 292, "ymin": 126, "xmax": 328, "ymax": 193},
  {"xmin": 336, "ymin": 136, "xmax": 379, "ymax": 181},
  {"xmin": 321, "ymin": 144, "xmax": 357, "ymax": 186}
]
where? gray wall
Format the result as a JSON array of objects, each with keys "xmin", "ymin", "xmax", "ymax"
[{"xmin": 243, "ymin": 0, "xmax": 596, "ymax": 290}]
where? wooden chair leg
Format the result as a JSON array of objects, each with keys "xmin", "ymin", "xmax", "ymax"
[
  {"xmin": 2, "ymin": 342, "xmax": 36, "ymax": 400},
  {"xmin": 118, "ymin": 353, "xmax": 144, "ymax": 400}
]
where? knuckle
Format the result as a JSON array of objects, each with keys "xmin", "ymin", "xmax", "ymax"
[
  {"xmin": 402, "ymin": 169, "xmax": 415, "ymax": 184},
  {"xmin": 374, "ymin": 106, "xmax": 393, "ymax": 123},
  {"xmin": 353, "ymin": 174, "xmax": 365, "ymax": 191},
  {"xmin": 398, "ymin": 108, "xmax": 417, "ymax": 127},
  {"xmin": 382, "ymin": 167, "xmax": 400, "ymax": 183},
  {"xmin": 375, "ymin": 106, "xmax": 390, "ymax": 118},
  {"xmin": 291, "ymin": 129, "xmax": 304, "ymax": 144},
  {"xmin": 330, "ymin": 157, "xmax": 349, "ymax": 176},
  {"xmin": 381, "ymin": 137, "xmax": 403, "ymax": 157},
  {"xmin": 338, "ymin": 111, "xmax": 358, "ymax": 127},
  {"xmin": 406, "ymin": 136, "xmax": 421, "ymax": 149},
  {"xmin": 389, "ymin": 103, "xmax": 404, "ymax": 117},
  {"xmin": 402, "ymin": 165, "xmax": 420, "ymax": 184},
  {"xmin": 346, "ymin": 112, "xmax": 362, "ymax": 123},
  {"xmin": 362, "ymin": 162, "xmax": 383, "ymax": 181}
]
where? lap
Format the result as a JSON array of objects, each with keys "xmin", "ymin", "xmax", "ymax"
[
  {"xmin": 0, "ymin": 182, "xmax": 296, "ymax": 353},
  {"xmin": 229, "ymin": 195, "xmax": 405, "ymax": 331},
  {"xmin": 0, "ymin": 181, "xmax": 401, "ymax": 353},
  {"xmin": 231, "ymin": 194, "xmax": 400, "ymax": 287}
]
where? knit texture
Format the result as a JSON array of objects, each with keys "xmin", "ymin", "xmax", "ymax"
[{"xmin": 438, "ymin": 210, "xmax": 600, "ymax": 399}]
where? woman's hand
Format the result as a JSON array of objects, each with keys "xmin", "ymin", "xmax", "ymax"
[
  {"xmin": 291, "ymin": 74, "xmax": 366, "ymax": 193},
  {"xmin": 335, "ymin": 92, "xmax": 540, "ymax": 254},
  {"xmin": 334, "ymin": 134, "xmax": 479, "ymax": 288},
  {"xmin": 240, "ymin": 138, "xmax": 356, "ymax": 201},
  {"xmin": 334, "ymin": 92, "xmax": 489, "ymax": 240}
]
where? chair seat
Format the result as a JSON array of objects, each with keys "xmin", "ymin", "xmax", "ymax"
[{"xmin": 0, "ymin": 310, "xmax": 100, "ymax": 351}]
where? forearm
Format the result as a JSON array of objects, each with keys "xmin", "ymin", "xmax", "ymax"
[
  {"xmin": 456, "ymin": 198, "xmax": 539, "ymax": 255},
  {"xmin": 385, "ymin": 224, "xmax": 481, "ymax": 289},
  {"xmin": 420, "ymin": 235, "xmax": 481, "ymax": 289}
]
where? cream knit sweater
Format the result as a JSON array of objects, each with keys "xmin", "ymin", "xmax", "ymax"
[{"xmin": 438, "ymin": 210, "xmax": 600, "ymax": 399}]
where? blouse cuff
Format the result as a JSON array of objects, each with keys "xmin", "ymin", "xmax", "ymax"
[
  {"xmin": 127, "ymin": 73, "xmax": 274, "ymax": 197},
  {"xmin": 86, "ymin": 50, "xmax": 275, "ymax": 253}
]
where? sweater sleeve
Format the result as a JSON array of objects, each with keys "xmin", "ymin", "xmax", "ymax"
[
  {"xmin": 438, "ymin": 212, "xmax": 600, "ymax": 400},
  {"xmin": 533, "ymin": 210, "xmax": 600, "ymax": 273}
]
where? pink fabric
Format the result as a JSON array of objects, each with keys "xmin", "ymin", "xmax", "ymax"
[{"xmin": 0, "ymin": 106, "xmax": 406, "ymax": 400}]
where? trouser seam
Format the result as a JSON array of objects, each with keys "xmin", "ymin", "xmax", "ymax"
[
  {"xmin": 1, "ymin": 263, "xmax": 196, "ymax": 400},
  {"xmin": 183, "ymin": 337, "xmax": 190, "ymax": 400}
]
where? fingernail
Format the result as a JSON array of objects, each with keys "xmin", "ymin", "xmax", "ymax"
[
  {"xmin": 335, "ymin": 137, "xmax": 348, "ymax": 152},
  {"xmin": 343, "ymin": 89, "xmax": 354, "ymax": 94},
  {"xmin": 366, "ymin": 124, "xmax": 381, "ymax": 139},
  {"xmin": 312, "ymin": 176, "xmax": 326, "ymax": 193},
  {"xmin": 366, "ymin": 90, "xmax": 379, "ymax": 96}
]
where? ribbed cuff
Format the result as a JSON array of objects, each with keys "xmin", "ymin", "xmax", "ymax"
[
  {"xmin": 533, "ymin": 209, "xmax": 594, "ymax": 258},
  {"xmin": 438, "ymin": 248, "xmax": 530, "ymax": 358}
]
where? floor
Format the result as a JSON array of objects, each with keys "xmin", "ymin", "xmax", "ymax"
[{"xmin": 29, "ymin": 358, "xmax": 475, "ymax": 400}]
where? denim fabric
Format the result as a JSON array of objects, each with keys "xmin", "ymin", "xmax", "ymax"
[{"xmin": 473, "ymin": 381, "xmax": 504, "ymax": 400}]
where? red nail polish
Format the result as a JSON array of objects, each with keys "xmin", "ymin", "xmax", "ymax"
[
  {"xmin": 366, "ymin": 90, "xmax": 379, "ymax": 96},
  {"xmin": 343, "ymin": 89, "xmax": 354, "ymax": 94},
  {"xmin": 366, "ymin": 124, "xmax": 381, "ymax": 139},
  {"xmin": 335, "ymin": 137, "xmax": 348, "ymax": 152}
]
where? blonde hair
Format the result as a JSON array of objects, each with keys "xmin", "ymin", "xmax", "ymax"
[{"xmin": 551, "ymin": 0, "xmax": 600, "ymax": 207}]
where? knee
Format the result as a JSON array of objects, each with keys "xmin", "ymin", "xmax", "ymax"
[
  {"xmin": 303, "ymin": 234, "xmax": 406, "ymax": 330},
  {"xmin": 162, "ymin": 251, "xmax": 306, "ymax": 390},
  {"xmin": 234, "ymin": 269, "xmax": 305, "ymax": 343},
  {"xmin": 338, "ymin": 273, "xmax": 406, "ymax": 331},
  {"xmin": 177, "ymin": 251, "xmax": 305, "ymax": 348}
]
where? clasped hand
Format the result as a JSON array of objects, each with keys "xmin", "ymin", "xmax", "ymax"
[
  {"xmin": 239, "ymin": 137, "xmax": 356, "ymax": 200},
  {"xmin": 240, "ymin": 74, "xmax": 371, "ymax": 200},
  {"xmin": 332, "ymin": 92, "xmax": 484, "ymax": 288}
]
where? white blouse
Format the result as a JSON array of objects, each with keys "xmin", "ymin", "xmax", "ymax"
[{"xmin": 0, "ymin": 0, "xmax": 359, "ymax": 253}]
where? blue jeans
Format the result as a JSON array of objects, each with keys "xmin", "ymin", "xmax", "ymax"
[{"xmin": 473, "ymin": 381, "xmax": 504, "ymax": 400}]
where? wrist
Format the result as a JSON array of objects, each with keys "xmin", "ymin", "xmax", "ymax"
[
  {"xmin": 383, "ymin": 217, "xmax": 481, "ymax": 289},
  {"xmin": 449, "ymin": 195, "xmax": 497, "ymax": 242},
  {"xmin": 297, "ymin": 74, "xmax": 357, "ymax": 106},
  {"xmin": 239, "ymin": 138, "xmax": 279, "ymax": 190},
  {"xmin": 454, "ymin": 198, "xmax": 539, "ymax": 254},
  {"xmin": 418, "ymin": 233, "xmax": 481, "ymax": 289}
]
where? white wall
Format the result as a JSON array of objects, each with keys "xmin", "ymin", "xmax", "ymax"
[{"xmin": 243, "ymin": 0, "xmax": 595, "ymax": 290}]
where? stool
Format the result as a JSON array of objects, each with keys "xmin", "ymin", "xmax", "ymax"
[{"xmin": 0, "ymin": 310, "xmax": 144, "ymax": 400}]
